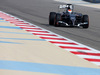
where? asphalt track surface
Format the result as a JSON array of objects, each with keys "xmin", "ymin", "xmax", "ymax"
[{"xmin": 0, "ymin": 0, "xmax": 100, "ymax": 51}]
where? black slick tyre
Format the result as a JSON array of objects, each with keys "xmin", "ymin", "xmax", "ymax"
[
  {"xmin": 54, "ymin": 13, "xmax": 61, "ymax": 27},
  {"xmin": 82, "ymin": 15, "xmax": 89, "ymax": 28},
  {"xmin": 49, "ymin": 12, "xmax": 56, "ymax": 25}
]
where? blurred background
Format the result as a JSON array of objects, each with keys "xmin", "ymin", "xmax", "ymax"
[{"xmin": 83, "ymin": 0, "xmax": 100, "ymax": 3}]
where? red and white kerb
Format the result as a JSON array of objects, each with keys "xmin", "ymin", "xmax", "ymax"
[{"xmin": 0, "ymin": 11, "xmax": 100, "ymax": 66}]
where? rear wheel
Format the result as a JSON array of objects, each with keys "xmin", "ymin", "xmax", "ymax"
[
  {"xmin": 82, "ymin": 15, "xmax": 89, "ymax": 28},
  {"xmin": 49, "ymin": 12, "xmax": 56, "ymax": 25},
  {"xmin": 54, "ymin": 13, "xmax": 61, "ymax": 27}
]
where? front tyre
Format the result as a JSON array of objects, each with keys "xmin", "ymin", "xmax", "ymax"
[
  {"xmin": 82, "ymin": 15, "xmax": 89, "ymax": 28},
  {"xmin": 54, "ymin": 13, "xmax": 61, "ymax": 27},
  {"xmin": 49, "ymin": 12, "xmax": 56, "ymax": 25}
]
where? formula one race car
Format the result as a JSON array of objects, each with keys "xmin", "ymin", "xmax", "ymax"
[{"xmin": 49, "ymin": 4, "xmax": 89, "ymax": 28}]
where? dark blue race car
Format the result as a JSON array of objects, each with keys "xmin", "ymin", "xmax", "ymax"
[{"xmin": 49, "ymin": 4, "xmax": 89, "ymax": 28}]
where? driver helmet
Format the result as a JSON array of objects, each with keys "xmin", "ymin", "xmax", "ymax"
[{"xmin": 66, "ymin": 4, "xmax": 73, "ymax": 13}]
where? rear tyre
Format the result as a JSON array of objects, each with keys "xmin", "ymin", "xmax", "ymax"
[
  {"xmin": 49, "ymin": 12, "xmax": 56, "ymax": 25},
  {"xmin": 54, "ymin": 13, "xmax": 61, "ymax": 27},
  {"xmin": 82, "ymin": 15, "xmax": 89, "ymax": 28}
]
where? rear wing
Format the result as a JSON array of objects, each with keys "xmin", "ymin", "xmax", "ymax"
[
  {"xmin": 58, "ymin": 5, "xmax": 67, "ymax": 13},
  {"xmin": 59, "ymin": 5, "xmax": 67, "ymax": 9},
  {"xmin": 58, "ymin": 4, "xmax": 74, "ymax": 13}
]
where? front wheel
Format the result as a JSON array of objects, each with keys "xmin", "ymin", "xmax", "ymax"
[
  {"xmin": 49, "ymin": 12, "xmax": 56, "ymax": 25},
  {"xmin": 54, "ymin": 13, "xmax": 61, "ymax": 27},
  {"xmin": 82, "ymin": 15, "xmax": 89, "ymax": 28}
]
